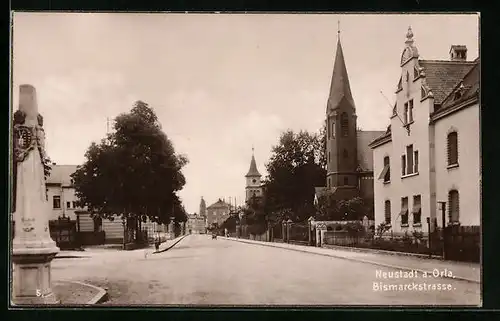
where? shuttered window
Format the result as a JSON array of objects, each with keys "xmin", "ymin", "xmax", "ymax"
[
  {"xmin": 448, "ymin": 190, "xmax": 460, "ymax": 224},
  {"xmin": 400, "ymin": 197, "xmax": 409, "ymax": 225},
  {"xmin": 414, "ymin": 150, "xmax": 419, "ymax": 173},
  {"xmin": 447, "ymin": 132, "xmax": 458, "ymax": 166},
  {"xmin": 401, "ymin": 155, "xmax": 406, "ymax": 176},
  {"xmin": 412, "ymin": 195, "xmax": 421, "ymax": 224},
  {"xmin": 384, "ymin": 200, "xmax": 391, "ymax": 224},
  {"xmin": 382, "ymin": 156, "xmax": 390, "ymax": 182}
]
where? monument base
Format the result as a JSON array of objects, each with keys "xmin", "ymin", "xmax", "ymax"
[{"xmin": 12, "ymin": 252, "xmax": 60, "ymax": 305}]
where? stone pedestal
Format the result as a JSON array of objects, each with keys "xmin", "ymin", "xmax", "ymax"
[
  {"xmin": 12, "ymin": 252, "xmax": 59, "ymax": 304},
  {"xmin": 11, "ymin": 85, "xmax": 59, "ymax": 305}
]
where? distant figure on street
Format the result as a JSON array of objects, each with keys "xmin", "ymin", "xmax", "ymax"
[{"xmin": 224, "ymin": 228, "xmax": 228, "ymax": 237}]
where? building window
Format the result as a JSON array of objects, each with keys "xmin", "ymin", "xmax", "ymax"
[
  {"xmin": 66, "ymin": 201, "xmax": 71, "ymax": 209},
  {"xmin": 406, "ymin": 71, "xmax": 410, "ymax": 82},
  {"xmin": 53, "ymin": 196, "xmax": 61, "ymax": 209},
  {"xmin": 384, "ymin": 200, "xmax": 391, "ymax": 225},
  {"xmin": 447, "ymin": 131, "xmax": 458, "ymax": 166},
  {"xmin": 401, "ymin": 155, "xmax": 406, "ymax": 176},
  {"xmin": 402, "ymin": 145, "xmax": 416, "ymax": 176},
  {"xmin": 421, "ymin": 86, "xmax": 426, "ymax": 99},
  {"xmin": 448, "ymin": 190, "xmax": 460, "ymax": 224},
  {"xmin": 343, "ymin": 177, "xmax": 348, "ymax": 186},
  {"xmin": 341, "ymin": 112, "xmax": 349, "ymax": 137},
  {"xmin": 412, "ymin": 195, "xmax": 421, "ymax": 225},
  {"xmin": 400, "ymin": 197, "xmax": 409, "ymax": 226},
  {"xmin": 343, "ymin": 149, "xmax": 348, "ymax": 158},
  {"xmin": 331, "ymin": 120, "xmax": 335, "ymax": 138},
  {"xmin": 379, "ymin": 156, "xmax": 390, "ymax": 183},
  {"xmin": 328, "ymin": 152, "xmax": 330, "ymax": 163},
  {"xmin": 403, "ymin": 103, "xmax": 408, "ymax": 124},
  {"xmin": 73, "ymin": 201, "xmax": 77, "ymax": 208}
]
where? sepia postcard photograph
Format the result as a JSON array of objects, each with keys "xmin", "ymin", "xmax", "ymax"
[{"xmin": 9, "ymin": 12, "xmax": 481, "ymax": 307}]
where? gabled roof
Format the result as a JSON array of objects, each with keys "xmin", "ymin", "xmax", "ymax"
[
  {"xmin": 207, "ymin": 199, "xmax": 232, "ymax": 210},
  {"xmin": 327, "ymin": 38, "xmax": 355, "ymax": 111},
  {"xmin": 357, "ymin": 131, "xmax": 385, "ymax": 171},
  {"xmin": 46, "ymin": 165, "xmax": 78, "ymax": 186},
  {"xmin": 246, "ymin": 154, "xmax": 261, "ymax": 177},
  {"xmin": 419, "ymin": 60, "xmax": 476, "ymax": 104}
]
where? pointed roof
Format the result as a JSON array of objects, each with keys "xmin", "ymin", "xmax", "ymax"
[
  {"xmin": 245, "ymin": 153, "xmax": 261, "ymax": 177},
  {"xmin": 327, "ymin": 38, "xmax": 355, "ymax": 111}
]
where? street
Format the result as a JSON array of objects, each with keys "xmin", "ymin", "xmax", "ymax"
[{"xmin": 51, "ymin": 235, "xmax": 480, "ymax": 306}]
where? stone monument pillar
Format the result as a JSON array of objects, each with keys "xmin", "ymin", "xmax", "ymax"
[{"xmin": 12, "ymin": 85, "xmax": 60, "ymax": 305}]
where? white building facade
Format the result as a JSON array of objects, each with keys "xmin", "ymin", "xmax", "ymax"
[{"xmin": 370, "ymin": 28, "xmax": 480, "ymax": 236}]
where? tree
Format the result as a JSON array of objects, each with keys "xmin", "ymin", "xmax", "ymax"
[
  {"xmin": 71, "ymin": 101, "xmax": 189, "ymax": 243},
  {"xmin": 264, "ymin": 129, "xmax": 326, "ymax": 222}
]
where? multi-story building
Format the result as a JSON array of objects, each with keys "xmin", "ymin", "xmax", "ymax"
[
  {"xmin": 46, "ymin": 164, "xmax": 167, "ymax": 244},
  {"xmin": 369, "ymin": 27, "xmax": 480, "ymax": 235},
  {"xmin": 186, "ymin": 213, "xmax": 206, "ymax": 234},
  {"xmin": 315, "ymin": 33, "xmax": 384, "ymax": 209},
  {"xmin": 206, "ymin": 198, "xmax": 233, "ymax": 227}
]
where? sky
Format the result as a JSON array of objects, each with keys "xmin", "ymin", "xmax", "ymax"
[{"xmin": 11, "ymin": 13, "xmax": 479, "ymax": 213}]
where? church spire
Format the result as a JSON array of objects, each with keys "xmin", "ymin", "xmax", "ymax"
[
  {"xmin": 327, "ymin": 33, "xmax": 355, "ymax": 111},
  {"xmin": 245, "ymin": 148, "xmax": 261, "ymax": 177}
]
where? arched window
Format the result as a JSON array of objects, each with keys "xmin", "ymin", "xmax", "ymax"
[
  {"xmin": 447, "ymin": 131, "xmax": 458, "ymax": 166},
  {"xmin": 341, "ymin": 112, "xmax": 349, "ymax": 137},
  {"xmin": 384, "ymin": 200, "xmax": 391, "ymax": 224},
  {"xmin": 383, "ymin": 156, "xmax": 390, "ymax": 182},
  {"xmin": 331, "ymin": 119, "xmax": 336, "ymax": 138},
  {"xmin": 343, "ymin": 149, "xmax": 348, "ymax": 158},
  {"xmin": 448, "ymin": 190, "xmax": 460, "ymax": 224}
]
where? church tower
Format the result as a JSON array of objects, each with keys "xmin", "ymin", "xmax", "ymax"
[
  {"xmin": 245, "ymin": 147, "xmax": 263, "ymax": 202},
  {"xmin": 325, "ymin": 30, "xmax": 359, "ymax": 197},
  {"xmin": 199, "ymin": 197, "xmax": 207, "ymax": 217}
]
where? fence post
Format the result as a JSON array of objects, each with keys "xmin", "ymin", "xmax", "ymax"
[
  {"xmin": 308, "ymin": 216, "xmax": 315, "ymax": 246},
  {"xmin": 438, "ymin": 202, "xmax": 447, "ymax": 260},
  {"xmin": 286, "ymin": 219, "xmax": 293, "ymax": 244},
  {"xmin": 282, "ymin": 220, "xmax": 286, "ymax": 243}
]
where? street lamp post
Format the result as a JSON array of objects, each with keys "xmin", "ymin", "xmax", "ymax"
[{"xmin": 426, "ymin": 217, "xmax": 431, "ymax": 257}]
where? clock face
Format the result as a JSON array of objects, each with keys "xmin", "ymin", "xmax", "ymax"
[{"xmin": 252, "ymin": 179, "xmax": 257, "ymax": 184}]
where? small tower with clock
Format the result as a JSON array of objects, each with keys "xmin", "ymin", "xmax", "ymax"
[{"xmin": 245, "ymin": 147, "xmax": 263, "ymax": 202}]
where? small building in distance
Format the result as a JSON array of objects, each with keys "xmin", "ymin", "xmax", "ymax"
[
  {"xmin": 186, "ymin": 213, "xmax": 207, "ymax": 234},
  {"xmin": 206, "ymin": 198, "xmax": 233, "ymax": 228}
]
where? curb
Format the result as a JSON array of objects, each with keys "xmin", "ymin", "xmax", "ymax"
[
  {"xmin": 153, "ymin": 235, "xmax": 188, "ymax": 254},
  {"xmin": 322, "ymin": 244, "xmax": 443, "ymax": 260},
  {"xmin": 223, "ymin": 237, "xmax": 480, "ymax": 284},
  {"xmin": 56, "ymin": 280, "xmax": 108, "ymax": 304}
]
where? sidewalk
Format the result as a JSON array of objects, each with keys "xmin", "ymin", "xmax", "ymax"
[{"xmin": 223, "ymin": 237, "xmax": 480, "ymax": 284}]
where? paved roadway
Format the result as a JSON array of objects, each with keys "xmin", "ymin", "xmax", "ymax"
[{"xmin": 51, "ymin": 234, "xmax": 480, "ymax": 306}]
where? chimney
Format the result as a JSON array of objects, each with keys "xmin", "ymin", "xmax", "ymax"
[{"xmin": 450, "ymin": 45, "xmax": 467, "ymax": 61}]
